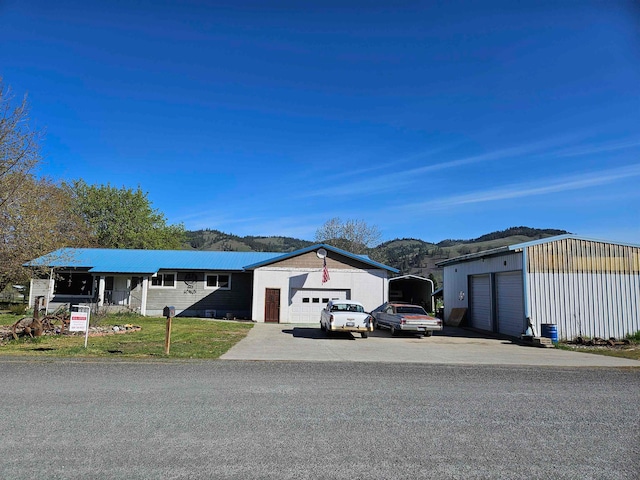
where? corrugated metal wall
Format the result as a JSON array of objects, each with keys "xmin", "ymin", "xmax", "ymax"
[
  {"xmin": 526, "ymin": 238, "xmax": 640, "ymax": 340},
  {"xmin": 442, "ymin": 252, "xmax": 522, "ymax": 325}
]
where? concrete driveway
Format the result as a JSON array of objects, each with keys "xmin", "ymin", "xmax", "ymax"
[{"xmin": 221, "ymin": 323, "xmax": 640, "ymax": 367}]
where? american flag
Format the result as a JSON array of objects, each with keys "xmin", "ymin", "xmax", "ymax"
[{"xmin": 322, "ymin": 257, "xmax": 330, "ymax": 283}]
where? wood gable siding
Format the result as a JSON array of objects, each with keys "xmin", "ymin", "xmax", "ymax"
[
  {"xmin": 146, "ymin": 271, "xmax": 253, "ymax": 318},
  {"xmin": 271, "ymin": 251, "xmax": 374, "ymax": 270}
]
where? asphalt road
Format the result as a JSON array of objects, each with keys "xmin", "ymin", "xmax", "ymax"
[{"xmin": 1, "ymin": 359, "xmax": 638, "ymax": 479}]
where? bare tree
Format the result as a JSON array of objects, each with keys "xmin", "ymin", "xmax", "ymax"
[
  {"xmin": 314, "ymin": 217, "xmax": 382, "ymax": 254},
  {"xmin": 0, "ymin": 81, "xmax": 90, "ymax": 291},
  {"xmin": 0, "ymin": 79, "xmax": 41, "ymax": 210}
]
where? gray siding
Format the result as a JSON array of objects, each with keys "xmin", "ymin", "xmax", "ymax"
[{"xmin": 145, "ymin": 271, "xmax": 253, "ymax": 318}]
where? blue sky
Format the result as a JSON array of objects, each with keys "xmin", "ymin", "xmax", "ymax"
[{"xmin": 2, "ymin": 0, "xmax": 639, "ymax": 244}]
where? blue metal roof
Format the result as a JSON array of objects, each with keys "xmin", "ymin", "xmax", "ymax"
[
  {"xmin": 26, "ymin": 248, "xmax": 282, "ymax": 274},
  {"xmin": 27, "ymin": 244, "xmax": 399, "ymax": 274}
]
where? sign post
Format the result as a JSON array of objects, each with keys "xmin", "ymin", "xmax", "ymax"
[
  {"xmin": 163, "ymin": 306, "xmax": 175, "ymax": 355},
  {"xmin": 69, "ymin": 305, "xmax": 91, "ymax": 348}
]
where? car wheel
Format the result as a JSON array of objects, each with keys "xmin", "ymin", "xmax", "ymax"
[
  {"xmin": 390, "ymin": 325, "xmax": 398, "ymax": 336},
  {"xmin": 424, "ymin": 331, "xmax": 433, "ymax": 337},
  {"xmin": 320, "ymin": 322, "xmax": 326, "ymax": 332},
  {"xmin": 361, "ymin": 332, "xmax": 368, "ymax": 339}
]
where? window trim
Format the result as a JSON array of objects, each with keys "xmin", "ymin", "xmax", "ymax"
[
  {"xmin": 150, "ymin": 272, "xmax": 177, "ymax": 289},
  {"xmin": 204, "ymin": 273, "xmax": 232, "ymax": 291}
]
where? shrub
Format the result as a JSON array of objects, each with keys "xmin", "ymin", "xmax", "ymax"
[
  {"xmin": 625, "ymin": 331, "xmax": 640, "ymax": 342},
  {"xmin": 9, "ymin": 304, "xmax": 27, "ymax": 315}
]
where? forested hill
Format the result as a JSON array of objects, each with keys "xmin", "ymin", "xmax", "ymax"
[
  {"xmin": 373, "ymin": 227, "xmax": 569, "ymax": 286},
  {"xmin": 435, "ymin": 227, "xmax": 569, "ymax": 247},
  {"xmin": 184, "ymin": 226, "xmax": 569, "ymax": 286},
  {"xmin": 184, "ymin": 229, "xmax": 313, "ymax": 252}
]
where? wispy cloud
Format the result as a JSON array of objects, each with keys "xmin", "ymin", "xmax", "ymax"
[
  {"xmin": 399, "ymin": 163, "xmax": 640, "ymax": 210},
  {"xmin": 296, "ymin": 136, "xmax": 575, "ymax": 199},
  {"xmin": 551, "ymin": 139, "xmax": 640, "ymax": 158},
  {"xmin": 320, "ymin": 142, "xmax": 462, "ymax": 181},
  {"xmin": 177, "ymin": 209, "xmax": 266, "ymax": 231}
]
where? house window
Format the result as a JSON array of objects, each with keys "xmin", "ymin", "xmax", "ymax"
[
  {"xmin": 205, "ymin": 273, "xmax": 231, "ymax": 290},
  {"xmin": 151, "ymin": 273, "xmax": 176, "ymax": 288},
  {"xmin": 54, "ymin": 272, "xmax": 93, "ymax": 296}
]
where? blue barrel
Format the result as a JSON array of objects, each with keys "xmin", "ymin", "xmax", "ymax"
[{"xmin": 541, "ymin": 324, "xmax": 558, "ymax": 343}]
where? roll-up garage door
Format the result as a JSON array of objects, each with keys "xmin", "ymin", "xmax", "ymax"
[
  {"xmin": 496, "ymin": 271, "xmax": 524, "ymax": 337},
  {"xmin": 290, "ymin": 289, "xmax": 349, "ymax": 323},
  {"xmin": 470, "ymin": 275, "xmax": 492, "ymax": 331}
]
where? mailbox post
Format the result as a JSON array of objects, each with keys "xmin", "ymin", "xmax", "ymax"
[{"xmin": 163, "ymin": 306, "xmax": 175, "ymax": 355}]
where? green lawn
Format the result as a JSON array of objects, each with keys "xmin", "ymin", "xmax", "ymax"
[{"xmin": 0, "ymin": 313, "xmax": 253, "ymax": 359}]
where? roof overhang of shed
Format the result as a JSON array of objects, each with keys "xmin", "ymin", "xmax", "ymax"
[{"xmin": 435, "ymin": 234, "xmax": 640, "ymax": 268}]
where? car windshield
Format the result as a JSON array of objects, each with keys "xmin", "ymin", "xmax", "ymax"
[
  {"xmin": 331, "ymin": 303, "xmax": 365, "ymax": 313},
  {"xmin": 396, "ymin": 306, "xmax": 427, "ymax": 315}
]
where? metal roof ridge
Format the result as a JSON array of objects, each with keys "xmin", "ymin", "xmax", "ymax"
[
  {"xmin": 437, "ymin": 234, "xmax": 640, "ymax": 267},
  {"xmin": 508, "ymin": 234, "xmax": 640, "ymax": 250},
  {"xmin": 435, "ymin": 245, "xmax": 511, "ymax": 266}
]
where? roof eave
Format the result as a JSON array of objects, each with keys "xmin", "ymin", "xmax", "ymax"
[
  {"xmin": 435, "ymin": 245, "xmax": 512, "ymax": 267},
  {"xmin": 508, "ymin": 233, "xmax": 640, "ymax": 250},
  {"xmin": 243, "ymin": 243, "xmax": 399, "ymax": 273}
]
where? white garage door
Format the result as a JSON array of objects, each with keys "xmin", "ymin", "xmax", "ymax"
[
  {"xmin": 496, "ymin": 271, "xmax": 524, "ymax": 337},
  {"xmin": 290, "ymin": 289, "xmax": 349, "ymax": 323},
  {"xmin": 470, "ymin": 275, "xmax": 492, "ymax": 331}
]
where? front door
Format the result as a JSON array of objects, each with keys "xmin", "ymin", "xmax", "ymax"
[{"xmin": 265, "ymin": 288, "xmax": 280, "ymax": 323}]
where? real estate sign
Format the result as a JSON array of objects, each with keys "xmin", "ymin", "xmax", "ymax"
[
  {"xmin": 69, "ymin": 306, "xmax": 92, "ymax": 348},
  {"xmin": 69, "ymin": 312, "xmax": 89, "ymax": 332}
]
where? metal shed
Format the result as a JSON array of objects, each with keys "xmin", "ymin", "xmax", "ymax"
[
  {"xmin": 437, "ymin": 235, "xmax": 640, "ymax": 341},
  {"xmin": 388, "ymin": 275, "xmax": 435, "ymax": 313}
]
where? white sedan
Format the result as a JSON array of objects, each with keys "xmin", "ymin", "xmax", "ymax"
[{"xmin": 320, "ymin": 300, "xmax": 374, "ymax": 338}]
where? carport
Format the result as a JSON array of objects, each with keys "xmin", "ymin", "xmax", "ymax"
[{"xmin": 388, "ymin": 275, "xmax": 434, "ymax": 313}]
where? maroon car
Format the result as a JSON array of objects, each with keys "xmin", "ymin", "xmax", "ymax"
[{"xmin": 372, "ymin": 302, "xmax": 443, "ymax": 337}]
